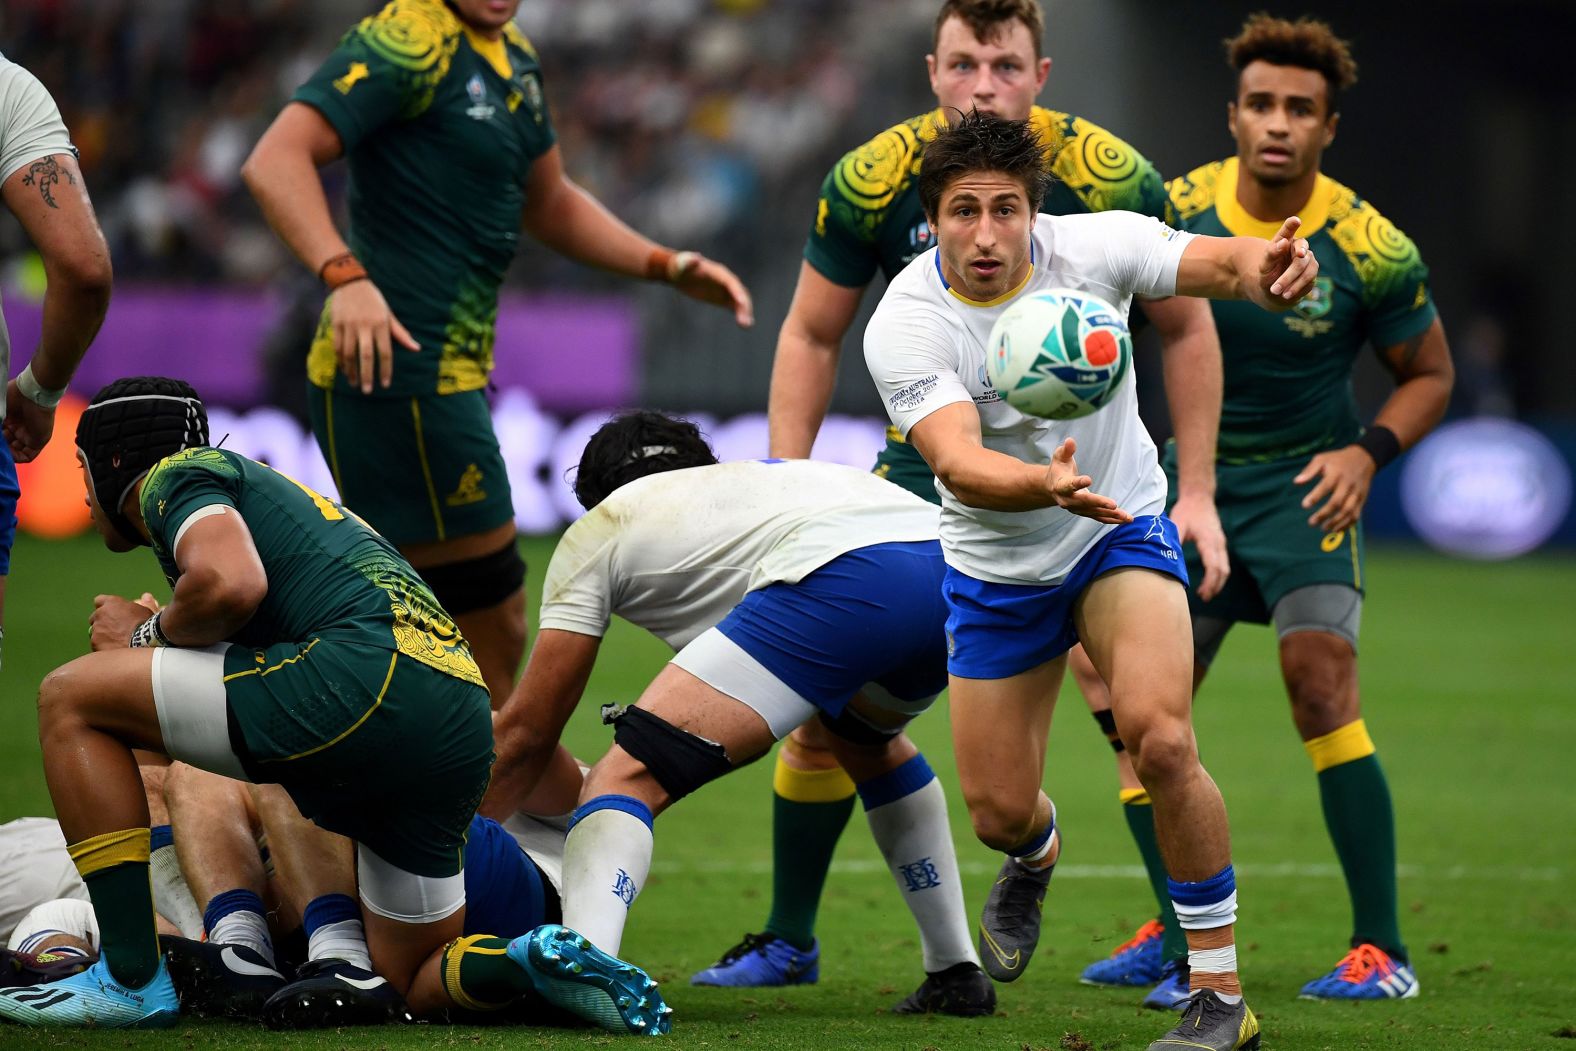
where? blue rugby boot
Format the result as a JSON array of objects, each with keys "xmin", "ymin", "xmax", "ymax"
[
  {"xmin": 0, "ymin": 953, "xmax": 179, "ymax": 1028},
  {"xmin": 510, "ymin": 925, "xmax": 672, "ymax": 1035},
  {"xmin": 1080, "ymin": 918, "xmax": 1166, "ymax": 987},
  {"xmin": 690, "ymin": 932, "xmax": 819, "ymax": 987},
  {"xmin": 1299, "ymin": 943, "xmax": 1419, "ymax": 1000},
  {"xmin": 1142, "ymin": 958, "xmax": 1192, "ymax": 1011}
]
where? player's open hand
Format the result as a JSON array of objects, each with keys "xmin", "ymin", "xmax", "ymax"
[
  {"xmin": 3, "ymin": 380, "xmax": 56, "ymax": 462},
  {"xmin": 669, "ymin": 252, "xmax": 754, "ymax": 328},
  {"xmin": 1169, "ymin": 491, "xmax": 1229, "ymax": 601},
  {"xmin": 1294, "ymin": 444, "xmax": 1375, "ymax": 533},
  {"xmin": 329, "ymin": 280, "xmax": 420, "ymax": 394},
  {"xmin": 89, "ymin": 594, "xmax": 154, "ymax": 651},
  {"xmin": 1045, "ymin": 437, "xmax": 1131, "ymax": 524},
  {"xmin": 1256, "ymin": 216, "xmax": 1317, "ymax": 311}
]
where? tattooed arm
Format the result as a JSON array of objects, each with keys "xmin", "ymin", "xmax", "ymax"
[{"xmin": 2, "ymin": 152, "xmax": 112, "ymax": 460}]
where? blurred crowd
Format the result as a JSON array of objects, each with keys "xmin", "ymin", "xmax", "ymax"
[{"xmin": 0, "ymin": 0, "xmax": 927, "ymax": 289}]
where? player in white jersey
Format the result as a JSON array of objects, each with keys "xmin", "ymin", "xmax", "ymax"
[
  {"xmin": 475, "ymin": 411, "xmax": 990, "ymax": 1033},
  {"xmin": 864, "ymin": 112, "xmax": 1317, "ymax": 1051}
]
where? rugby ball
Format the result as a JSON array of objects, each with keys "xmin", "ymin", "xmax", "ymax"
[{"xmin": 985, "ymin": 289, "xmax": 1132, "ymax": 419}]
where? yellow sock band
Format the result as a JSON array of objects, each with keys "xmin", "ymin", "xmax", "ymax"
[
  {"xmin": 773, "ymin": 753, "xmax": 856, "ymax": 803},
  {"xmin": 67, "ymin": 828, "xmax": 150, "ymax": 879},
  {"xmin": 1119, "ymin": 788, "xmax": 1153, "ymax": 806},
  {"xmin": 1304, "ymin": 718, "xmax": 1376, "ymax": 773},
  {"xmin": 442, "ymin": 934, "xmax": 514, "ymax": 1013}
]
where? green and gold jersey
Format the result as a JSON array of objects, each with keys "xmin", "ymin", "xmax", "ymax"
[
  {"xmin": 1168, "ymin": 158, "xmax": 1437, "ymax": 463},
  {"xmin": 139, "ymin": 448, "xmax": 484, "ymax": 688},
  {"xmin": 294, "ymin": 0, "xmax": 556, "ymax": 398}
]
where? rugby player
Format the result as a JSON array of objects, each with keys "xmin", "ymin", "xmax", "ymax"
[
  {"xmin": 478, "ymin": 411, "xmax": 991, "ymax": 1032},
  {"xmin": 0, "ymin": 377, "xmax": 495, "ymax": 1028},
  {"xmin": 863, "ymin": 111, "xmax": 1318, "ymax": 1051},
  {"xmin": 1078, "ymin": 14, "xmax": 1453, "ymax": 1007},
  {"xmin": 0, "ymin": 53, "xmax": 113, "ymax": 669},
  {"xmin": 723, "ymin": 0, "xmax": 1227, "ymax": 985},
  {"xmin": 243, "ymin": 0, "xmax": 752, "ymax": 709}
]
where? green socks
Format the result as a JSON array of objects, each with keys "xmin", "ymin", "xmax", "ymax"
[
  {"xmin": 442, "ymin": 934, "xmax": 534, "ymax": 1011},
  {"xmin": 762, "ymin": 753, "xmax": 857, "ymax": 950},
  {"xmin": 1121, "ymin": 790, "xmax": 1187, "ymax": 963},
  {"xmin": 69, "ymin": 828, "xmax": 160, "ymax": 987}
]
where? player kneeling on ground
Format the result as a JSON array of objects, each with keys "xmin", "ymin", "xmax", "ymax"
[
  {"xmin": 473, "ymin": 411, "xmax": 989, "ymax": 1033},
  {"xmin": 0, "ymin": 377, "xmax": 497, "ymax": 1029}
]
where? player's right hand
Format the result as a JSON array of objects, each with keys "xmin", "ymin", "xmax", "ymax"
[
  {"xmin": 3, "ymin": 380, "xmax": 56, "ymax": 463},
  {"xmin": 1045, "ymin": 438, "xmax": 1131, "ymax": 524},
  {"xmin": 329, "ymin": 280, "xmax": 419, "ymax": 394}
]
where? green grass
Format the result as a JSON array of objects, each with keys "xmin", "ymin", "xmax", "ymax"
[{"xmin": 2, "ymin": 534, "xmax": 1574, "ymax": 1049}]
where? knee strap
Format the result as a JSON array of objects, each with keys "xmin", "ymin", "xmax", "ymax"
[
  {"xmin": 603, "ymin": 705, "xmax": 734, "ymax": 803},
  {"xmin": 1091, "ymin": 708, "xmax": 1126, "ymax": 753},
  {"xmin": 418, "ymin": 540, "xmax": 526, "ymax": 616}
]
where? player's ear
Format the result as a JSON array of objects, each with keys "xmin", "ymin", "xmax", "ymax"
[
  {"xmin": 1323, "ymin": 110, "xmax": 1339, "ymax": 148},
  {"xmin": 1226, "ymin": 100, "xmax": 1238, "ymax": 138},
  {"xmin": 926, "ymin": 52, "xmax": 940, "ymax": 91},
  {"xmin": 1035, "ymin": 56, "xmax": 1051, "ymax": 89}
]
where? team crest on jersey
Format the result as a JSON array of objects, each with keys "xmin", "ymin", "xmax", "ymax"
[
  {"xmin": 465, "ymin": 74, "xmax": 495, "ymax": 121},
  {"xmin": 1285, "ymin": 275, "xmax": 1336, "ymax": 338},
  {"xmin": 516, "ymin": 72, "xmax": 545, "ymax": 124}
]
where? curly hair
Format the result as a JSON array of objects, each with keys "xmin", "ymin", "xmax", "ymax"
[
  {"xmin": 1226, "ymin": 13, "xmax": 1358, "ymax": 109},
  {"xmin": 918, "ymin": 109, "xmax": 1050, "ymax": 220},
  {"xmin": 933, "ymin": 0, "xmax": 1044, "ymax": 59},
  {"xmin": 571, "ymin": 410, "xmax": 717, "ymax": 511}
]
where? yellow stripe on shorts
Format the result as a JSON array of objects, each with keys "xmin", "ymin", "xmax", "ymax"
[{"xmin": 1304, "ymin": 718, "xmax": 1376, "ymax": 773}]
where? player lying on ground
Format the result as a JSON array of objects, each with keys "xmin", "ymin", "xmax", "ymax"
[
  {"xmin": 0, "ymin": 377, "xmax": 502, "ymax": 1029},
  {"xmin": 476, "ymin": 411, "xmax": 991, "ymax": 1033},
  {"xmin": 862, "ymin": 111, "xmax": 1317, "ymax": 1051}
]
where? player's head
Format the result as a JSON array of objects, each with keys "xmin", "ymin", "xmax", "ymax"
[
  {"xmin": 572, "ymin": 410, "xmax": 717, "ymax": 511},
  {"xmin": 927, "ymin": 0, "xmax": 1051, "ymax": 121},
  {"xmin": 446, "ymin": 0, "xmax": 522, "ymax": 35},
  {"xmin": 1225, "ymin": 13, "xmax": 1357, "ymax": 187},
  {"xmin": 919, "ymin": 110, "xmax": 1049, "ymax": 302},
  {"xmin": 75, "ymin": 377, "xmax": 208, "ymax": 551}
]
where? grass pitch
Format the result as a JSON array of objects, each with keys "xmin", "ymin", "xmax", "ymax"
[{"xmin": 1, "ymin": 533, "xmax": 1573, "ymax": 1050}]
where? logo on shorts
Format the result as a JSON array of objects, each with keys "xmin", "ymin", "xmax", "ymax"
[
  {"xmin": 446, "ymin": 463, "xmax": 487, "ymax": 506},
  {"xmin": 945, "ymin": 629, "xmax": 956, "ymax": 657},
  {"xmin": 899, "ymin": 857, "xmax": 942, "ymax": 891},
  {"xmin": 1320, "ymin": 529, "xmax": 1346, "ymax": 552},
  {"xmin": 612, "ymin": 869, "xmax": 638, "ymax": 906}
]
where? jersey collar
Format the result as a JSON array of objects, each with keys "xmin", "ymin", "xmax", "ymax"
[
  {"xmin": 1215, "ymin": 156, "xmax": 1333, "ymax": 240},
  {"xmin": 463, "ymin": 25, "xmax": 513, "ymax": 80},
  {"xmin": 934, "ymin": 236, "xmax": 1036, "ymax": 308}
]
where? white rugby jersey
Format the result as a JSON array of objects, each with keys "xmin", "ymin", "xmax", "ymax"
[
  {"xmin": 0, "ymin": 818, "xmax": 89, "ymax": 944},
  {"xmin": 538, "ymin": 459, "xmax": 940, "ymax": 650},
  {"xmin": 864, "ymin": 211, "xmax": 1195, "ymax": 585}
]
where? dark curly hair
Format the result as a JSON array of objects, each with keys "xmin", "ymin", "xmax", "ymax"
[
  {"xmin": 933, "ymin": 0, "xmax": 1044, "ymax": 59},
  {"xmin": 1227, "ymin": 13, "xmax": 1358, "ymax": 110},
  {"xmin": 571, "ymin": 410, "xmax": 717, "ymax": 511},
  {"xmin": 918, "ymin": 109, "xmax": 1051, "ymax": 220}
]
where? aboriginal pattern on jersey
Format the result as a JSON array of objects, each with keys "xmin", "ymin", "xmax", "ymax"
[{"xmin": 351, "ymin": 0, "xmax": 462, "ymax": 118}]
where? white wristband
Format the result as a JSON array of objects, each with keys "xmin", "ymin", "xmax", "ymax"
[{"xmin": 16, "ymin": 364, "xmax": 66, "ymax": 409}]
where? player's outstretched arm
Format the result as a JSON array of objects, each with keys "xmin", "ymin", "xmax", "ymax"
[
  {"xmin": 1176, "ymin": 216, "xmax": 1317, "ymax": 312},
  {"xmin": 520, "ymin": 145, "xmax": 753, "ymax": 327},
  {"xmin": 767, "ymin": 262, "xmax": 866, "ymax": 457},
  {"xmin": 1, "ymin": 152, "xmax": 112, "ymax": 461},
  {"xmin": 1140, "ymin": 295, "xmax": 1229, "ymax": 600},
  {"xmin": 1296, "ymin": 317, "xmax": 1454, "ymax": 533},
  {"xmin": 482, "ymin": 627, "xmax": 603, "ymax": 819}
]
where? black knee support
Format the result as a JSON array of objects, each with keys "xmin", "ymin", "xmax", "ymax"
[
  {"xmin": 603, "ymin": 705, "xmax": 734, "ymax": 803},
  {"xmin": 1092, "ymin": 708, "xmax": 1126, "ymax": 753},
  {"xmin": 418, "ymin": 540, "xmax": 526, "ymax": 615}
]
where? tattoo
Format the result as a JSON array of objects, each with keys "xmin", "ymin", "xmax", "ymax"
[{"xmin": 20, "ymin": 156, "xmax": 73, "ymax": 209}]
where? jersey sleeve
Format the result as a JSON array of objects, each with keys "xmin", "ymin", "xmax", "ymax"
[
  {"xmin": 138, "ymin": 449, "xmax": 241, "ymax": 556},
  {"xmin": 0, "ymin": 61, "xmax": 74, "ymax": 182},
  {"xmin": 536, "ymin": 513, "xmax": 617, "ymax": 638},
  {"xmin": 1352, "ymin": 213, "xmax": 1437, "ymax": 348},
  {"xmin": 1097, "ymin": 212, "xmax": 1196, "ymax": 299},
  {"xmin": 802, "ymin": 158, "xmax": 883, "ymax": 288},
  {"xmin": 291, "ymin": 2, "xmax": 458, "ymax": 151},
  {"xmin": 863, "ymin": 292, "xmax": 972, "ymax": 436},
  {"xmin": 1049, "ymin": 114, "xmax": 1170, "ymax": 220}
]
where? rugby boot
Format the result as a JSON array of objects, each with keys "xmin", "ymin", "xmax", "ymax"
[
  {"xmin": 160, "ymin": 935, "xmax": 285, "ymax": 1020},
  {"xmin": 1143, "ymin": 958, "xmax": 1192, "ymax": 1011},
  {"xmin": 1148, "ymin": 988, "xmax": 1260, "ymax": 1050},
  {"xmin": 690, "ymin": 932, "xmax": 819, "ymax": 987},
  {"xmin": 510, "ymin": 924, "xmax": 671, "ymax": 1035},
  {"xmin": 1300, "ymin": 943, "xmax": 1419, "ymax": 1000},
  {"xmin": 0, "ymin": 953, "xmax": 179, "ymax": 1028},
  {"xmin": 262, "ymin": 958, "xmax": 411, "ymax": 1029},
  {"xmin": 977, "ymin": 852, "xmax": 1055, "ymax": 982},
  {"xmin": 890, "ymin": 961, "xmax": 996, "ymax": 1017},
  {"xmin": 1080, "ymin": 918, "xmax": 1166, "ymax": 987}
]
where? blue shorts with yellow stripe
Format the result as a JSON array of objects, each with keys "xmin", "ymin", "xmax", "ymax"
[
  {"xmin": 308, "ymin": 384, "xmax": 514, "ymax": 547},
  {"xmin": 222, "ymin": 636, "xmax": 494, "ymax": 878},
  {"xmin": 1163, "ymin": 447, "xmax": 1365, "ymax": 625}
]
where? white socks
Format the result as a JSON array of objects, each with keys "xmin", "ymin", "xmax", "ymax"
[{"xmin": 559, "ymin": 797, "xmax": 655, "ymax": 957}]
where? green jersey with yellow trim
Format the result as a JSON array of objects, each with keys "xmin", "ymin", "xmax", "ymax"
[
  {"xmin": 139, "ymin": 447, "xmax": 485, "ymax": 688},
  {"xmin": 1168, "ymin": 158, "xmax": 1437, "ymax": 463},
  {"xmin": 293, "ymin": 0, "xmax": 555, "ymax": 398}
]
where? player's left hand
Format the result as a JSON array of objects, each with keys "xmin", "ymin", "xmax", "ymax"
[
  {"xmin": 1257, "ymin": 216, "xmax": 1317, "ymax": 309},
  {"xmin": 669, "ymin": 252, "xmax": 754, "ymax": 328},
  {"xmin": 1169, "ymin": 491, "xmax": 1229, "ymax": 601},
  {"xmin": 89, "ymin": 594, "xmax": 154, "ymax": 651},
  {"xmin": 1295, "ymin": 444, "xmax": 1375, "ymax": 533},
  {"xmin": 3, "ymin": 380, "xmax": 56, "ymax": 462}
]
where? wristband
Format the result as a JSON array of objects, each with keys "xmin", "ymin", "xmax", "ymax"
[
  {"xmin": 129, "ymin": 610, "xmax": 170, "ymax": 649},
  {"xmin": 16, "ymin": 364, "xmax": 66, "ymax": 409},
  {"xmin": 1356, "ymin": 425, "xmax": 1401, "ymax": 470},
  {"xmin": 644, "ymin": 247, "xmax": 699, "ymax": 283},
  {"xmin": 318, "ymin": 251, "xmax": 369, "ymax": 291}
]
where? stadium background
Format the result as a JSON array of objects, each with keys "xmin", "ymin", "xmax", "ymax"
[{"xmin": 0, "ymin": 2, "xmax": 1572, "ymax": 1049}]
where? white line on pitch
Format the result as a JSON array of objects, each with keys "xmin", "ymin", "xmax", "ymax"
[{"xmin": 648, "ymin": 859, "xmax": 1562, "ymax": 881}]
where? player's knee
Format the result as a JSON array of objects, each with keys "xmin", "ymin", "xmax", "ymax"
[
  {"xmin": 782, "ymin": 720, "xmax": 842, "ymax": 771},
  {"xmin": 417, "ymin": 539, "xmax": 526, "ymax": 619},
  {"xmin": 36, "ymin": 665, "xmax": 84, "ymax": 739},
  {"xmin": 1280, "ymin": 636, "xmax": 1358, "ymax": 735},
  {"xmin": 1128, "ymin": 721, "xmax": 1199, "ymax": 788},
  {"xmin": 964, "ymin": 794, "xmax": 1041, "ymax": 852}
]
